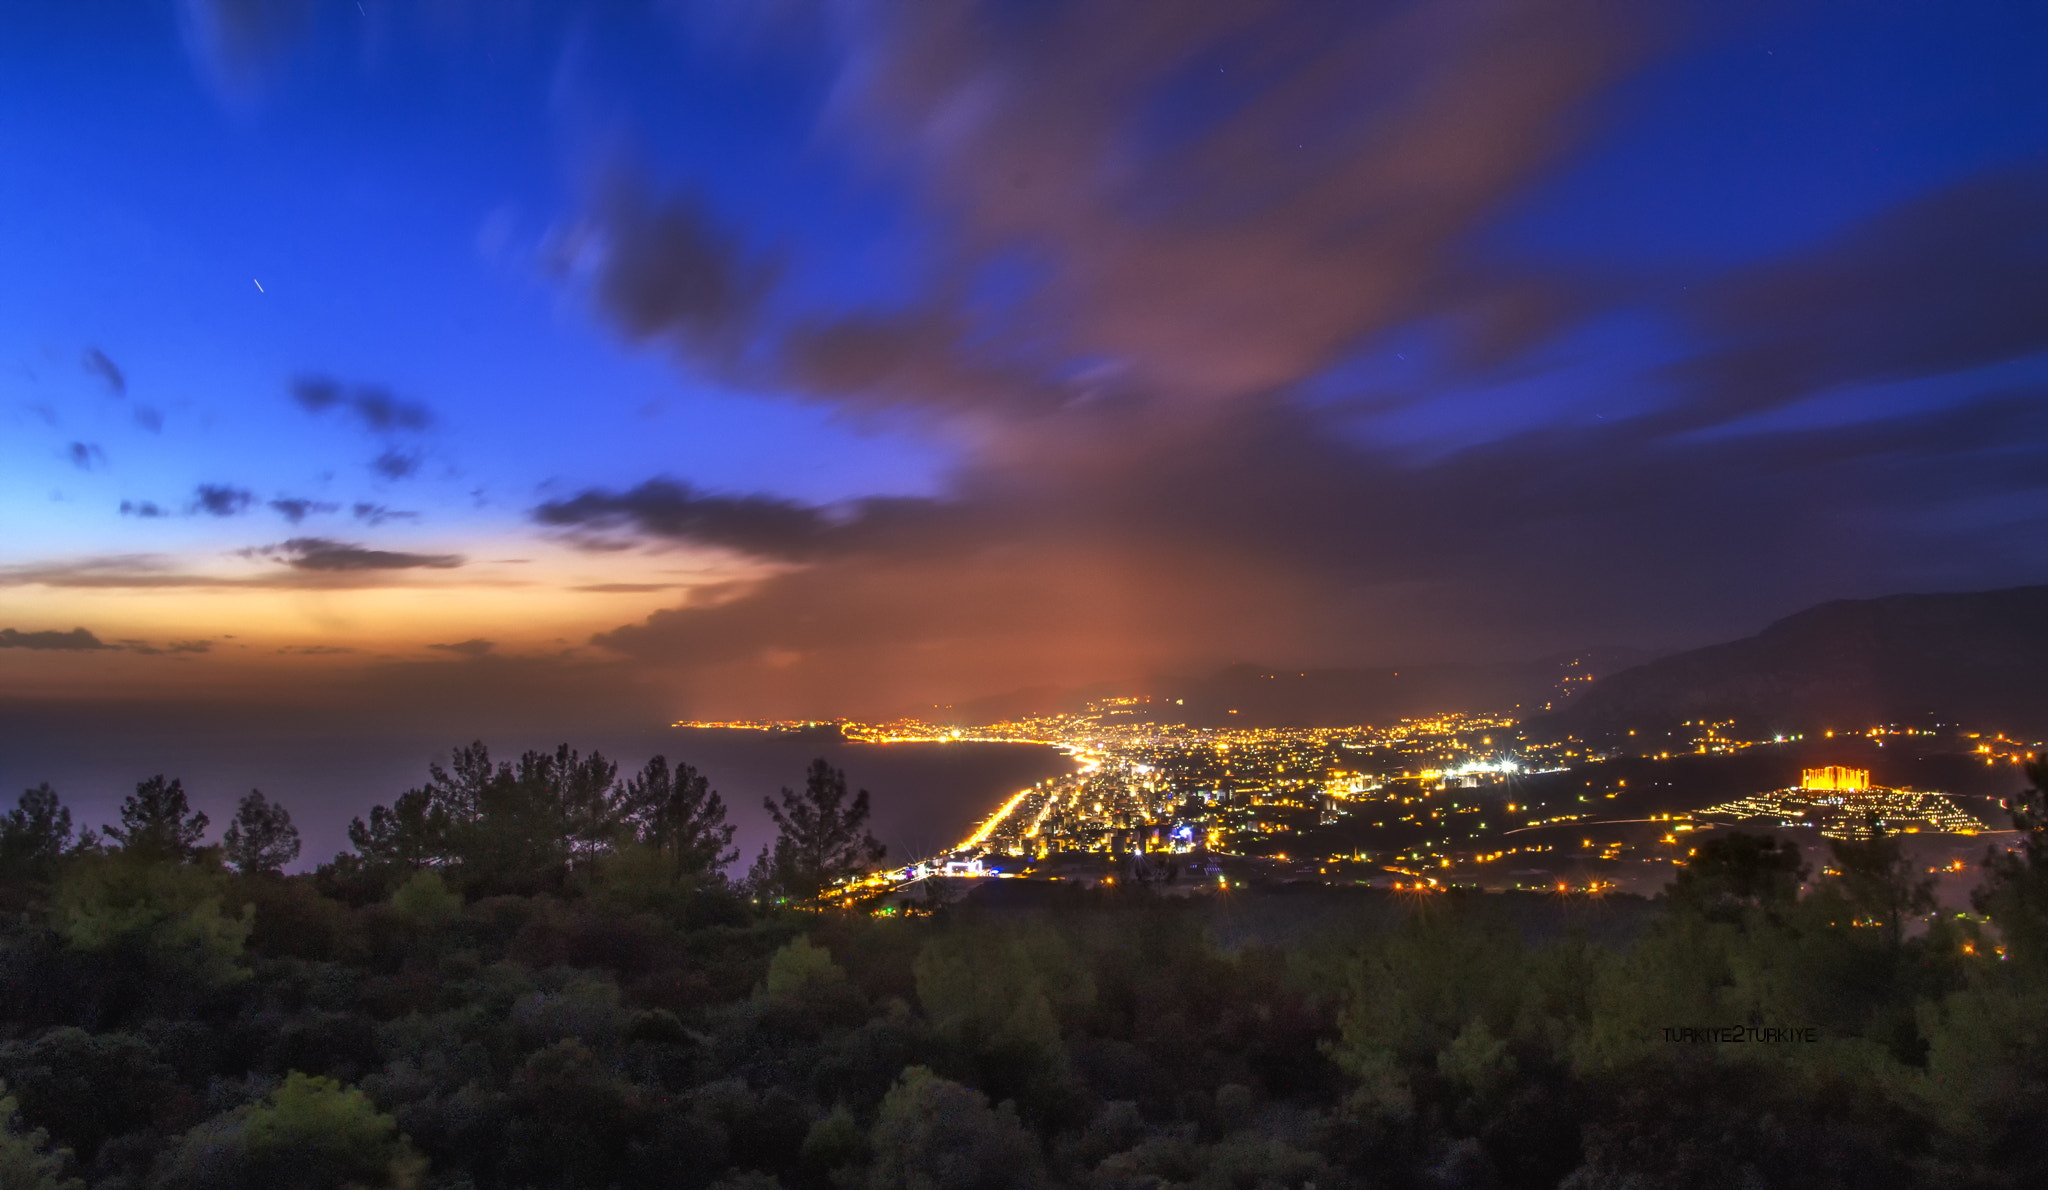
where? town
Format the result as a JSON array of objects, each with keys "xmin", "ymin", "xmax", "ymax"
[{"xmin": 679, "ymin": 705, "xmax": 2039, "ymax": 905}]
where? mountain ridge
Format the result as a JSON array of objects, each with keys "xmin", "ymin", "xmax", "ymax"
[{"xmin": 1535, "ymin": 584, "xmax": 2048, "ymax": 739}]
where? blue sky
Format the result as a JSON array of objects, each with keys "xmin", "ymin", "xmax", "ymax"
[{"xmin": 3, "ymin": 0, "xmax": 2047, "ymax": 726}]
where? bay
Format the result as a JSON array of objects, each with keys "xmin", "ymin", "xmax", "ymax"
[{"xmin": 0, "ymin": 707, "xmax": 1076, "ymax": 873}]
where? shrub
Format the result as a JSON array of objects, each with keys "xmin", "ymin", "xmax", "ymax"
[{"xmin": 153, "ymin": 1071, "xmax": 425, "ymax": 1190}]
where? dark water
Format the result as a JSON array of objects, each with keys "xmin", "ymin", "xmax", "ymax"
[
  {"xmin": 0, "ymin": 713, "xmax": 1075, "ymax": 872},
  {"xmin": 649, "ymin": 729, "xmax": 1077, "ymax": 865}
]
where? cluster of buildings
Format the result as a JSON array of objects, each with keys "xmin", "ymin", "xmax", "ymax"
[
  {"xmin": 1697, "ymin": 766, "xmax": 1986, "ymax": 839},
  {"xmin": 679, "ymin": 709, "xmax": 2030, "ymax": 902}
]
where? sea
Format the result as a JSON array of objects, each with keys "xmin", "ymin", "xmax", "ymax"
[
  {"xmin": 0, "ymin": 715, "xmax": 1077, "ymax": 874},
  {"xmin": 651, "ymin": 727, "xmax": 1078, "ymax": 865}
]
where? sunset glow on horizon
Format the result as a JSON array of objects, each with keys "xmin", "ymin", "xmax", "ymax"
[{"xmin": 5, "ymin": 1, "xmax": 2047, "ymax": 736}]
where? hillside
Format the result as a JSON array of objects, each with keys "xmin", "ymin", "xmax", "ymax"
[
  {"xmin": 929, "ymin": 650, "xmax": 1653, "ymax": 728},
  {"xmin": 1538, "ymin": 585, "xmax": 2048, "ymax": 739}
]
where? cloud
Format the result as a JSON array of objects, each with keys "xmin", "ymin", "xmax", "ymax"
[
  {"xmin": 191, "ymin": 484, "xmax": 255, "ymax": 517},
  {"xmin": 351, "ymin": 503, "xmax": 419, "ymax": 526},
  {"xmin": 133, "ymin": 406, "xmax": 164, "ymax": 433},
  {"xmin": 0, "ymin": 553, "xmax": 455, "ymax": 591},
  {"xmin": 249, "ymin": 537, "xmax": 464, "ymax": 572},
  {"xmin": 124, "ymin": 638, "xmax": 215, "ymax": 656},
  {"xmin": 0, "ymin": 627, "xmax": 111, "ymax": 651},
  {"xmin": 67, "ymin": 442, "xmax": 105, "ymax": 471},
  {"xmin": 533, "ymin": 479, "xmax": 842, "ymax": 560},
  {"xmin": 290, "ymin": 376, "xmax": 343, "ymax": 413},
  {"xmin": 270, "ymin": 497, "xmax": 339, "ymax": 523},
  {"xmin": 1667, "ymin": 168, "xmax": 2048, "ymax": 432},
  {"xmin": 372, "ymin": 450, "xmax": 421, "ymax": 480},
  {"xmin": 290, "ymin": 376, "xmax": 435, "ymax": 433},
  {"xmin": 351, "ymin": 390, "xmax": 434, "ymax": 433},
  {"xmin": 429, "ymin": 638, "xmax": 495, "ymax": 658},
  {"xmin": 522, "ymin": 0, "xmax": 1711, "ymax": 711},
  {"xmin": 41, "ymin": 1, "xmax": 2038, "ymax": 729},
  {"xmin": 80, "ymin": 348, "xmax": 125, "ymax": 396},
  {"xmin": 732, "ymin": 0, "xmax": 1641, "ymax": 413},
  {"xmin": 1, "ymin": 625, "xmax": 215, "ymax": 656},
  {"xmin": 565, "ymin": 368, "xmax": 2048, "ymax": 714},
  {"xmin": 575, "ymin": 183, "xmax": 776, "ymax": 365},
  {"xmin": 119, "ymin": 500, "xmax": 169, "ymax": 519}
]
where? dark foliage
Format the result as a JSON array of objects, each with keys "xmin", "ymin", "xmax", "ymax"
[
  {"xmin": 0, "ymin": 785, "xmax": 74, "ymax": 888},
  {"xmin": 221, "ymin": 790, "xmax": 301, "ymax": 877},
  {"xmin": 0, "ymin": 746, "xmax": 2044, "ymax": 1188},
  {"xmin": 751, "ymin": 759, "xmax": 886, "ymax": 901},
  {"xmin": 103, "ymin": 776, "xmax": 209, "ymax": 862}
]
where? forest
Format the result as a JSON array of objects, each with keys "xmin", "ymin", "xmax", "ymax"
[{"xmin": 2, "ymin": 743, "xmax": 2046, "ymax": 1190}]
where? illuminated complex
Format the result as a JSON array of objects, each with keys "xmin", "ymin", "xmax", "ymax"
[
  {"xmin": 1801, "ymin": 766, "xmax": 1870, "ymax": 792},
  {"xmin": 678, "ymin": 708, "xmax": 2024, "ymax": 896},
  {"xmin": 1700, "ymin": 768, "xmax": 1985, "ymax": 840}
]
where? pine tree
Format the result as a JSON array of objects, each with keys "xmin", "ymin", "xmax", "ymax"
[
  {"xmin": 0, "ymin": 784, "xmax": 74, "ymax": 880},
  {"xmin": 1826, "ymin": 818, "xmax": 1937, "ymax": 948},
  {"xmin": 221, "ymin": 789, "xmax": 302, "ymax": 876},
  {"xmin": 103, "ymin": 775, "xmax": 208, "ymax": 861},
  {"xmin": 755, "ymin": 759, "xmax": 885, "ymax": 900},
  {"xmin": 621, "ymin": 755, "xmax": 737, "ymax": 880},
  {"xmin": 516, "ymin": 744, "xmax": 622, "ymax": 862},
  {"xmin": 347, "ymin": 787, "xmax": 448, "ymax": 873},
  {"xmin": 1974, "ymin": 757, "xmax": 2048, "ymax": 965}
]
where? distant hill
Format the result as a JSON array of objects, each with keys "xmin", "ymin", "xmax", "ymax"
[
  {"xmin": 1537, "ymin": 585, "xmax": 2048, "ymax": 740},
  {"xmin": 1145, "ymin": 651, "xmax": 1654, "ymax": 727},
  {"xmin": 924, "ymin": 649, "xmax": 1654, "ymax": 728}
]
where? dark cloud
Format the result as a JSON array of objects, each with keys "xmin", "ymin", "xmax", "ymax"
[
  {"xmin": 351, "ymin": 389, "xmax": 433, "ymax": 433},
  {"xmin": 1669, "ymin": 169, "xmax": 2048, "ymax": 432},
  {"xmin": 119, "ymin": 500, "xmax": 169, "ymax": 519},
  {"xmin": 80, "ymin": 348, "xmax": 125, "ymax": 396},
  {"xmin": 269, "ymin": 497, "xmax": 339, "ymax": 524},
  {"xmin": 582, "ymin": 184, "xmax": 775, "ymax": 364},
  {"xmin": 67, "ymin": 442, "xmax": 105, "ymax": 471},
  {"xmin": 740, "ymin": 0, "xmax": 1644, "ymax": 413},
  {"xmin": 0, "ymin": 627, "xmax": 111, "ymax": 651},
  {"xmin": 290, "ymin": 376, "xmax": 435, "ymax": 433},
  {"xmin": 251, "ymin": 537, "xmax": 464, "ymax": 572},
  {"xmin": 125, "ymin": 639, "xmax": 215, "ymax": 656},
  {"xmin": 514, "ymin": 1, "xmax": 2048, "ymax": 719},
  {"xmin": 372, "ymin": 450, "xmax": 422, "ymax": 480},
  {"xmin": 587, "ymin": 0, "xmax": 1642, "ymax": 418},
  {"xmin": 533, "ymin": 0, "xmax": 1667, "ymax": 709},
  {"xmin": 191, "ymin": 484, "xmax": 254, "ymax": 517},
  {"xmin": 781, "ymin": 311, "xmax": 1055, "ymax": 416},
  {"xmin": 0, "ymin": 625, "xmax": 215, "ymax": 656},
  {"xmin": 429, "ymin": 638, "xmax": 496, "ymax": 658},
  {"xmin": 29, "ymin": 0, "xmax": 2035, "ymax": 731},
  {"xmin": 352, "ymin": 502, "xmax": 419, "ymax": 526},
  {"xmin": 533, "ymin": 479, "xmax": 840, "ymax": 560},
  {"xmin": 132, "ymin": 406, "xmax": 164, "ymax": 433},
  {"xmin": 290, "ymin": 376, "xmax": 343, "ymax": 413},
  {"xmin": 564, "ymin": 377, "xmax": 2048, "ymax": 716}
]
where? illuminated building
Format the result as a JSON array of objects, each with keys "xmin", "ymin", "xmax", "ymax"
[{"xmin": 1801, "ymin": 766, "xmax": 1870, "ymax": 792}]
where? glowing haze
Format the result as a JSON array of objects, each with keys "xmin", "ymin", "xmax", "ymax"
[{"xmin": 6, "ymin": 0, "xmax": 2048, "ymax": 744}]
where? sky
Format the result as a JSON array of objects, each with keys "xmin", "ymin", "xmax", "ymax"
[{"xmin": 6, "ymin": 1, "xmax": 2048, "ymax": 801}]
